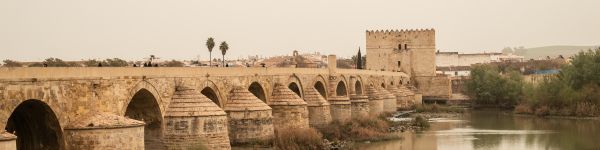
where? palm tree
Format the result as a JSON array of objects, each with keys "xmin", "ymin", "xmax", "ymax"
[
  {"xmin": 219, "ymin": 41, "xmax": 229, "ymax": 67},
  {"xmin": 206, "ymin": 37, "xmax": 215, "ymax": 67}
]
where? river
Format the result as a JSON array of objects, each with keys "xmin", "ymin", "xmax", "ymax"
[{"xmin": 355, "ymin": 110, "xmax": 600, "ymax": 150}]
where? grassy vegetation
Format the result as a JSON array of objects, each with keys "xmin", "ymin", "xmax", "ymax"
[
  {"xmin": 319, "ymin": 114, "xmax": 399, "ymax": 142},
  {"xmin": 273, "ymin": 127, "xmax": 326, "ymax": 150},
  {"xmin": 412, "ymin": 116, "xmax": 430, "ymax": 128}
]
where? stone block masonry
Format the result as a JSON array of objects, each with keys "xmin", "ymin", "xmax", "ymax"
[
  {"xmin": 224, "ymin": 87, "xmax": 274, "ymax": 145},
  {"xmin": 63, "ymin": 113, "xmax": 145, "ymax": 150}
]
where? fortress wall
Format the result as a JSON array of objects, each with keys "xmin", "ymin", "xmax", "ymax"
[{"xmin": 414, "ymin": 76, "xmax": 452, "ymax": 99}]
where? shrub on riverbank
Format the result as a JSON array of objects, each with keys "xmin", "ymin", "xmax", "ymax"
[
  {"xmin": 516, "ymin": 48, "xmax": 600, "ymax": 117},
  {"xmin": 319, "ymin": 114, "xmax": 397, "ymax": 142},
  {"xmin": 274, "ymin": 127, "xmax": 326, "ymax": 150},
  {"xmin": 466, "ymin": 48, "xmax": 600, "ymax": 117},
  {"xmin": 413, "ymin": 116, "xmax": 430, "ymax": 128},
  {"xmin": 465, "ymin": 64, "xmax": 523, "ymax": 107}
]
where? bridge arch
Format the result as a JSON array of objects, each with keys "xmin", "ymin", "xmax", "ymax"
[
  {"xmin": 334, "ymin": 75, "xmax": 349, "ymax": 97},
  {"xmin": 313, "ymin": 75, "xmax": 328, "ymax": 99},
  {"xmin": 125, "ymin": 88, "xmax": 163, "ymax": 149},
  {"xmin": 335, "ymin": 80, "xmax": 348, "ymax": 96},
  {"xmin": 248, "ymin": 81, "xmax": 267, "ymax": 102},
  {"xmin": 200, "ymin": 80, "xmax": 224, "ymax": 108},
  {"xmin": 349, "ymin": 76, "xmax": 364, "ymax": 95},
  {"xmin": 355, "ymin": 80, "xmax": 363, "ymax": 95},
  {"xmin": 286, "ymin": 75, "xmax": 304, "ymax": 98},
  {"xmin": 5, "ymin": 99, "xmax": 65, "ymax": 150}
]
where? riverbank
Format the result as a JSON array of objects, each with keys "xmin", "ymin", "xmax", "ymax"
[{"xmin": 233, "ymin": 109, "xmax": 458, "ymax": 150}]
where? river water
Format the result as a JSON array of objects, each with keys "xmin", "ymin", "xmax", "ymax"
[{"xmin": 355, "ymin": 110, "xmax": 600, "ymax": 150}]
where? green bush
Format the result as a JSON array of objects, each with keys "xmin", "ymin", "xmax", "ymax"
[{"xmin": 465, "ymin": 64, "xmax": 523, "ymax": 107}]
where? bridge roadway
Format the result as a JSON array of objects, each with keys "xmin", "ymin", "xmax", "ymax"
[{"xmin": 0, "ymin": 66, "xmax": 409, "ymax": 149}]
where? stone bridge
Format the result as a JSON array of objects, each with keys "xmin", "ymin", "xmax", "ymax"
[{"xmin": 0, "ymin": 56, "xmax": 421, "ymax": 150}]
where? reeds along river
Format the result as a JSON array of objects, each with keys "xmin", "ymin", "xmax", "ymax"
[{"xmin": 355, "ymin": 110, "xmax": 600, "ymax": 150}]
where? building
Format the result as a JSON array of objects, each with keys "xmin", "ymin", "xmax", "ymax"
[{"xmin": 366, "ymin": 29, "xmax": 452, "ymax": 100}]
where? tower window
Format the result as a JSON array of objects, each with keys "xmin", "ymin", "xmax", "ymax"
[
  {"xmin": 397, "ymin": 61, "xmax": 401, "ymax": 67},
  {"xmin": 398, "ymin": 44, "xmax": 402, "ymax": 50},
  {"xmin": 405, "ymin": 44, "xmax": 408, "ymax": 50}
]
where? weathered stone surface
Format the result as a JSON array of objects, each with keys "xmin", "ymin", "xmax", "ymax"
[
  {"xmin": 64, "ymin": 112, "xmax": 145, "ymax": 150},
  {"xmin": 269, "ymin": 84, "xmax": 309, "ymax": 129},
  {"xmin": 0, "ymin": 67, "xmax": 410, "ymax": 149},
  {"xmin": 349, "ymin": 94, "xmax": 369, "ymax": 119},
  {"xmin": 0, "ymin": 132, "xmax": 16, "ymax": 150},
  {"xmin": 378, "ymin": 88, "xmax": 397, "ymax": 112},
  {"xmin": 224, "ymin": 87, "xmax": 274, "ymax": 145},
  {"xmin": 366, "ymin": 85, "xmax": 384, "ymax": 116},
  {"xmin": 386, "ymin": 86, "xmax": 410, "ymax": 110},
  {"xmin": 163, "ymin": 86, "xmax": 230, "ymax": 150},
  {"xmin": 328, "ymin": 96, "xmax": 351, "ymax": 122},
  {"xmin": 302, "ymin": 87, "xmax": 332, "ymax": 128},
  {"xmin": 399, "ymin": 86, "xmax": 416, "ymax": 106}
]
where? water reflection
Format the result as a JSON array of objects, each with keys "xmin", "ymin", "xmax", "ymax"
[{"xmin": 354, "ymin": 110, "xmax": 600, "ymax": 150}]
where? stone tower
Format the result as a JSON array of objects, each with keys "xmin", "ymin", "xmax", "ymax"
[{"xmin": 365, "ymin": 29, "xmax": 436, "ymax": 77}]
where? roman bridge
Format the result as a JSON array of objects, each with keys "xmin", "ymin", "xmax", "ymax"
[{"xmin": 0, "ymin": 56, "xmax": 421, "ymax": 150}]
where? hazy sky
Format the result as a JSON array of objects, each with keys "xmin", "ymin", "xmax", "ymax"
[{"xmin": 1, "ymin": 0, "xmax": 599, "ymax": 61}]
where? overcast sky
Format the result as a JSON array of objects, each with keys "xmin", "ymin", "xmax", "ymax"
[{"xmin": 1, "ymin": 0, "xmax": 599, "ymax": 61}]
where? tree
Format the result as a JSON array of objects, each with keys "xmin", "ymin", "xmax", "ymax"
[
  {"xmin": 164, "ymin": 60, "xmax": 185, "ymax": 67},
  {"xmin": 357, "ymin": 47, "xmax": 363, "ymax": 69},
  {"xmin": 42, "ymin": 58, "xmax": 71, "ymax": 67},
  {"xmin": 219, "ymin": 41, "xmax": 229, "ymax": 67},
  {"xmin": 465, "ymin": 64, "xmax": 523, "ymax": 107},
  {"xmin": 206, "ymin": 37, "xmax": 215, "ymax": 67},
  {"xmin": 83, "ymin": 59, "xmax": 102, "ymax": 67},
  {"xmin": 2, "ymin": 59, "xmax": 22, "ymax": 67},
  {"xmin": 501, "ymin": 47, "xmax": 513, "ymax": 54},
  {"xmin": 104, "ymin": 58, "xmax": 128, "ymax": 67}
]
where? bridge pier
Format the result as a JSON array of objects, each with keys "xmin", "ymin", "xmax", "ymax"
[
  {"xmin": 399, "ymin": 86, "xmax": 417, "ymax": 106},
  {"xmin": 224, "ymin": 87, "xmax": 274, "ymax": 145},
  {"xmin": 349, "ymin": 94, "xmax": 369, "ymax": 119},
  {"xmin": 269, "ymin": 84, "xmax": 309, "ymax": 129},
  {"xmin": 302, "ymin": 87, "xmax": 332, "ymax": 128},
  {"xmin": 366, "ymin": 85, "xmax": 384, "ymax": 116},
  {"xmin": 379, "ymin": 88, "xmax": 398, "ymax": 113},
  {"xmin": 63, "ymin": 112, "xmax": 145, "ymax": 150},
  {"xmin": 387, "ymin": 86, "xmax": 409, "ymax": 110},
  {"xmin": 163, "ymin": 86, "xmax": 231, "ymax": 150},
  {"xmin": 0, "ymin": 132, "xmax": 16, "ymax": 150},
  {"xmin": 328, "ymin": 96, "xmax": 352, "ymax": 122}
]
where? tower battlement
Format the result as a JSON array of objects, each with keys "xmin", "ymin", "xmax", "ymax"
[{"xmin": 366, "ymin": 28, "xmax": 435, "ymax": 37}]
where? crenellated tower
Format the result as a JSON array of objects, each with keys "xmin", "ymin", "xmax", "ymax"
[{"xmin": 365, "ymin": 29, "xmax": 436, "ymax": 77}]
